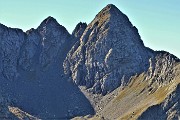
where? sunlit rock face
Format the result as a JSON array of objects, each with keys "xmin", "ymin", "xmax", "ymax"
[{"xmin": 63, "ymin": 4, "xmax": 153, "ymax": 94}]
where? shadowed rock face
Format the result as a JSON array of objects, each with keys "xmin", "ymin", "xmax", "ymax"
[
  {"xmin": 0, "ymin": 17, "xmax": 94, "ymax": 119},
  {"xmin": 0, "ymin": 93, "xmax": 17, "ymax": 119},
  {"xmin": 72, "ymin": 22, "xmax": 87, "ymax": 39},
  {"xmin": 0, "ymin": 24, "xmax": 25, "ymax": 80},
  {"xmin": 63, "ymin": 4, "xmax": 153, "ymax": 95}
]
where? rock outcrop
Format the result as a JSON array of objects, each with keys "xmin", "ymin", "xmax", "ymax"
[
  {"xmin": 94, "ymin": 52, "xmax": 180, "ymax": 120},
  {"xmin": 0, "ymin": 23, "xmax": 25, "ymax": 80},
  {"xmin": 19, "ymin": 16, "xmax": 72, "ymax": 71},
  {"xmin": 63, "ymin": 4, "xmax": 153, "ymax": 95},
  {"xmin": 0, "ymin": 16, "xmax": 72, "ymax": 79},
  {"xmin": 0, "ymin": 17, "xmax": 94, "ymax": 119},
  {"xmin": 0, "ymin": 93, "xmax": 17, "ymax": 119},
  {"xmin": 72, "ymin": 22, "xmax": 87, "ymax": 39}
]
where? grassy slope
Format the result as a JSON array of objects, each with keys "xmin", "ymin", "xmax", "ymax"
[
  {"xmin": 72, "ymin": 62, "xmax": 180, "ymax": 120},
  {"xmin": 99, "ymin": 63, "xmax": 180, "ymax": 120}
]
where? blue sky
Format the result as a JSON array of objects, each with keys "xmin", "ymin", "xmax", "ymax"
[{"xmin": 0, "ymin": 0, "xmax": 180, "ymax": 58}]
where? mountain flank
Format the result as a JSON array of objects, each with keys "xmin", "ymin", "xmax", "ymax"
[{"xmin": 0, "ymin": 4, "xmax": 179, "ymax": 120}]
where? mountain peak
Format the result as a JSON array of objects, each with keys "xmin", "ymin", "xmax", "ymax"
[
  {"xmin": 96, "ymin": 4, "xmax": 120, "ymax": 18},
  {"xmin": 65, "ymin": 4, "xmax": 152, "ymax": 95},
  {"xmin": 37, "ymin": 16, "xmax": 69, "ymax": 36},
  {"xmin": 38, "ymin": 16, "xmax": 60, "ymax": 29},
  {"xmin": 102, "ymin": 4, "xmax": 120, "ymax": 13},
  {"xmin": 43, "ymin": 16, "xmax": 57, "ymax": 24},
  {"xmin": 90, "ymin": 4, "xmax": 131, "ymax": 29},
  {"xmin": 72, "ymin": 22, "xmax": 87, "ymax": 39},
  {"xmin": 105, "ymin": 4, "xmax": 119, "ymax": 11}
]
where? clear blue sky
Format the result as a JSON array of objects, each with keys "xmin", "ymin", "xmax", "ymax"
[{"xmin": 0, "ymin": 0, "xmax": 180, "ymax": 58}]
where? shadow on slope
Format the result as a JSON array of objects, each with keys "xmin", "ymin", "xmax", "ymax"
[{"xmin": 0, "ymin": 63, "xmax": 95, "ymax": 119}]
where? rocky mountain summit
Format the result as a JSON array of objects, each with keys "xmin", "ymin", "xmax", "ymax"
[
  {"xmin": 64, "ymin": 4, "xmax": 153, "ymax": 95},
  {"xmin": 0, "ymin": 16, "xmax": 94, "ymax": 119},
  {"xmin": 0, "ymin": 4, "xmax": 179, "ymax": 120}
]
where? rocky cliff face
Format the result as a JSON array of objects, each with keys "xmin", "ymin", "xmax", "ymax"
[
  {"xmin": 0, "ymin": 17, "xmax": 94, "ymax": 119},
  {"xmin": 0, "ymin": 23, "xmax": 25, "ymax": 80},
  {"xmin": 19, "ymin": 16, "xmax": 72, "ymax": 71},
  {"xmin": 72, "ymin": 22, "xmax": 87, "ymax": 39},
  {"xmin": 63, "ymin": 4, "xmax": 153, "ymax": 95},
  {"xmin": 94, "ymin": 52, "xmax": 180, "ymax": 120},
  {"xmin": 0, "ymin": 4, "xmax": 179, "ymax": 120},
  {"xmin": 0, "ymin": 16, "xmax": 72, "ymax": 79}
]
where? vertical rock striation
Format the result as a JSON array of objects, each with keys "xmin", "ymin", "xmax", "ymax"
[
  {"xmin": 0, "ymin": 23, "xmax": 25, "ymax": 80},
  {"xmin": 64, "ymin": 4, "xmax": 153, "ymax": 94}
]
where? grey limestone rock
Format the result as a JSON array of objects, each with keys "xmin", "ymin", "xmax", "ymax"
[
  {"xmin": 146, "ymin": 51, "xmax": 179, "ymax": 86},
  {"xmin": 37, "ymin": 16, "xmax": 72, "ymax": 70},
  {"xmin": 0, "ymin": 17, "xmax": 94, "ymax": 119},
  {"xmin": 0, "ymin": 24, "xmax": 25, "ymax": 80},
  {"xmin": 72, "ymin": 22, "xmax": 87, "ymax": 39},
  {"xmin": 63, "ymin": 4, "xmax": 153, "ymax": 94},
  {"xmin": 0, "ymin": 4, "xmax": 179, "ymax": 120}
]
